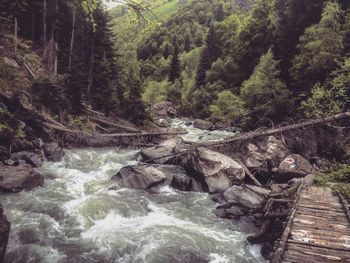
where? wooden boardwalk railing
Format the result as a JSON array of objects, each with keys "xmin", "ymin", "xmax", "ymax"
[{"xmin": 271, "ymin": 186, "xmax": 350, "ymax": 263}]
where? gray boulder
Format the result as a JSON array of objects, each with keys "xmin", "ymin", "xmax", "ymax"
[
  {"xmin": 0, "ymin": 204, "xmax": 10, "ymax": 263},
  {"xmin": 0, "ymin": 164, "xmax": 44, "ymax": 193},
  {"xmin": 43, "ymin": 143, "xmax": 64, "ymax": 162},
  {"xmin": 223, "ymin": 185, "xmax": 270, "ymax": 209},
  {"xmin": 112, "ymin": 165, "xmax": 167, "ymax": 190},
  {"xmin": 140, "ymin": 137, "xmax": 185, "ymax": 164},
  {"xmin": 193, "ymin": 119, "xmax": 213, "ymax": 130},
  {"xmin": 187, "ymin": 148, "xmax": 245, "ymax": 193},
  {"xmin": 275, "ymin": 154, "xmax": 314, "ymax": 179},
  {"xmin": 112, "ymin": 164, "xmax": 193, "ymax": 191},
  {"xmin": 10, "ymin": 151, "xmax": 43, "ymax": 167},
  {"xmin": 244, "ymin": 136, "xmax": 290, "ymax": 171}
]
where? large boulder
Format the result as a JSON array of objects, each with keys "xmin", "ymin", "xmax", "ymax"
[
  {"xmin": 43, "ymin": 142, "xmax": 64, "ymax": 162},
  {"xmin": 243, "ymin": 136, "xmax": 290, "ymax": 171},
  {"xmin": 112, "ymin": 164, "xmax": 193, "ymax": 191},
  {"xmin": 180, "ymin": 148, "xmax": 245, "ymax": 193},
  {"xmin": 112, "ymin": 165, "xmax": 167, "ymax": 190},
  {"xmin": 223, "ymin": 185, "xmax": 270, "ymax": 209},
  {"xmin": 0, "ymin": 204, "xmax": 10, "ymax": 263},
  {"xmin": 0, "ymin": 163, "xmax": 44, "ymax": 193},
  {"xmin": 274, "ymin": 154, "xmax": 314, "ymax": 180},
  {"xmin": 193, "ymin": 119, "xmax": 213, "ymax": 130},
  {"xmin": 140, "ymin": 137, "xmax": 185, "ymax": 164},
  {"xmin": 10, "ymin": 151, "xmax": 43, "ymax": 167}
]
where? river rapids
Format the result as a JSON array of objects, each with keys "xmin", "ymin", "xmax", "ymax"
[{"xmin": 0, "ymin": 120, "xmax": 267, "ymax": 263}]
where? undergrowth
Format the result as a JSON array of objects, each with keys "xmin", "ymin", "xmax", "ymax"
[{"xmin": 315, "ymin": 163, "xmax": 350, "ymax": 200}]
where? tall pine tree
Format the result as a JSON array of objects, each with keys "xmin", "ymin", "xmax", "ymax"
[{"xmin": 169, "ymin": 44, "xmax": 181, "ymax": 83}]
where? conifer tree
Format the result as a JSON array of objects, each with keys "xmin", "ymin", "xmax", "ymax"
[
  {"xmin": 169, "ymin": 45, "xmax": 181, "ymax": 83},
  {"xmin": 241, "ymin": 49, "xmax": 290, "ymax": 126},
  {"xmin": 214, "ymin": 3, "xmax": 224, "ymax": 22},
  {"xmin": 195, "ymin": 47, "xmax": 211, "ymax": 88},
  {"xmin": 184, "ymin": 34, "xmax": 191, "ymax": 52},
  {"xmin": 291, "ymin": 1, "xmax": 343, "ymax": 92}
]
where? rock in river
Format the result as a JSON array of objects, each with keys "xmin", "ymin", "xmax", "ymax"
[
  {"xmin": 223, "ymin": 185, "xmax": 270, "ymax": 209},
  {"xmin": 43, "ymin": 142, "xmax": 64, "ymax": 162},
  {"xmin": 0, "ymin": 163, "xmax": 44, "ymax": 193},
  {"xmin": 0, "ymin": 204, "xmax": 10, "ymax": 263},
  {"xmin": 193, "ymin": 119, "xmax": 213, "ymax": 130},
  {"xmin": 140, "ymin": 137, "xmax": 185, "ymax": 164},
  {"xmin": 112, "ymin": 164, "xmax": 192, "ymax": 191},
  {"xmin": 184, "ymin": 148, "xmax": 245, "ymax": 193},
  {"xmin": 10, "ymin": 151, "xmax": 43, "ymax": 167}
]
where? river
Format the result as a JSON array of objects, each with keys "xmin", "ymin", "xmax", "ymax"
[{"xmin": 0, "ymin": 120, "xmax": 266, "ymax": 263}]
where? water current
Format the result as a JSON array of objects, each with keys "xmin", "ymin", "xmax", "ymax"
[{"xmin": 0, "ymin": 120, "xmax": 266, "ymax": 263}]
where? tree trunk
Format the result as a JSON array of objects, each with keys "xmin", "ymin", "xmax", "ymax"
[
  {"xmin": 14, "ymin": 17, "xmax": 18, "ymax": 56},
  {"xmin": 87, "ymin": 45, "xmax": 94, "ymax": 100},
  {"xmin": 43, "ymin": 0, "xmax": 47, "ymax": 57},
  {"xmin": 68, "ymin": 7, "xmax": 76, "ymax": 72}
]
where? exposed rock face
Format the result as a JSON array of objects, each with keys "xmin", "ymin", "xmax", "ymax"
[
  {"xmin": 161, "ymin": 165, "xmax": 192, "ymax": 191},
  {"xmin": 223, "ymin": 185, "xmax": 270, "ymax": 209},
  {"xmin": 0, "ymin": 204, "xmax": 10, "ymax": 263},
  {"xmin": 0, "ymin": 163, "xmax": 44, "ymax": 193},
  {"xmin": 140, "ymin": 137, "xmax": 185, "ymax": 164},
  {"xmin": 275, "ymin": 154, "xmax": 314, "ymax": 179},
  {"xmin": 182, "ymin": 148, "xmax": 245, "ymax": 193},
  {"xmin": 214, "ymin": 205, "xmax": 246, "ymax": 220},
  {"xmin": 112, "ymin": 165, "xmax": 167, "ymax": 190},
  {"xmin": 43, "ymin": 142, "xmax": 64, "ymax": 162},
  {"xmin": 193, "ymin": 119, "xmax": 213, "ymax": 130},
  {"xmin": 10, "ymin": 151, "xmax": 43, "ymax": 167}
]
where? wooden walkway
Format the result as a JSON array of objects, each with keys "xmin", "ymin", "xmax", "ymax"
[{"xmin": 272, "ymin": 186, "xmax": 350, "ymax": 263}]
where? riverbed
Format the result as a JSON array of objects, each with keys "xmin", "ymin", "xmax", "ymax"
[{"xmin": 0, "ymin": 121, "xmax": 266, "ymax": 263}]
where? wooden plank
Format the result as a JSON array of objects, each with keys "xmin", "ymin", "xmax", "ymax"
[
  {"xmin": 292, "ymin": 224, "xmax": 350, "ymax": 236},
  {"xmin": 289, "ymin": 234, "xmax": 350, "ymax": 250},
  {"xmin": 288, "ymin": 239, "xmax": 350, "ymax": 253},
  {"xmin": 286, "ymin": 242, "xmax": 350, "ymax": 261},
  {"xmin": 298, "ymin": 204, "xmax": 344, "ymax": 213},
  {"xmin": 295, "ymin": 211, "xmax": 349, "ymax": 223}
]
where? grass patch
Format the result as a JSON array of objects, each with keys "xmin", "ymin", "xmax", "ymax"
[{"xmin": 315, "ymin": 163, "xmax": 350, "ymax": 200}]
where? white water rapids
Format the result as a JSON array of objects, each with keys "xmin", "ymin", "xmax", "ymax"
[{"xmin": 0, "ymin": 120, "xmax": 267, "ymax": 263}]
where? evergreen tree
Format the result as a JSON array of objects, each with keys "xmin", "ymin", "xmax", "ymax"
[
  {"xmin": 344, "ymin": 10, "xmax": 350, "ymax": 57},
  {"xmin": 241, "ymin": 49, "xmax": 290, "ymax": 126},
  {"xmin": 273, "ymin": 0, "xmax": 326, "ymax": 83},
  {"xmin": 302, "ymin": 57, "xmax": 350, "ymax": 117},
  {"xmin": 163, "ymin": 42, "xmax": 171, "ymax": 59},
  {"xmin": 90, "ymin": 2, "xmax": 116, "ymax": 115},
  {"xmin": 184, "ymin": 33, "xmax": 191, "ymax": 52},
  {"xmin": 195, "ymin": 47, "xmax": 211, "ymax": 88},
  {"xmin": 214, "ymin": 3, "xmax": 224, "ymax": 22},
  {"xmin": 169, "ymin": 45, "xmax": 181, "ymax": 83},
  {"xmin": 206, "ymin": 24, "xmax": 221, "ymax": 62},
  {"xmin": 291, "ymin": 1, "xmax": 343, "ymax": 92}
]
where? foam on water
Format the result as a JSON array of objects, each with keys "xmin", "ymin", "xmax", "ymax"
[{"xmin": 0, "ymin": 129, "xmax": 267, "ymax": 263}]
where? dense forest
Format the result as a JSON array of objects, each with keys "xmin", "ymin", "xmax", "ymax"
[
  {"xmin": 2, "ymin": 0, "xmax": 349, "ymax": 130},
  {"xmin": 111, "ymin": 0, "xmax": 350, "ymax": 128},
  {"xmin": 0, "ymin": 0, "xmax": 147, "ymax": 128}
]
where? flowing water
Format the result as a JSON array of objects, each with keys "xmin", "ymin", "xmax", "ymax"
[{"xmin": 0, "ymin": 122, "xmax": 266, "ymax": 263}]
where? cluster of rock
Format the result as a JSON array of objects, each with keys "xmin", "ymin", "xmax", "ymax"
[
  {"xmin": 0, "ymin": 142, "xmax": 64, "ymax": 261},
  {"xmin": 110, "ymin": 134, "xmax": 322, "ymax": 259}
]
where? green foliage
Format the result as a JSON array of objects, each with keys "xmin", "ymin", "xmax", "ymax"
[
  {"xmin": 241, "ymin": 49, "xmax": 290, "ymax": 126},
  {"xmin": 142, "ymin": 80, "xmax": 171, "ymax": 105},
  {"xmin": 209, "ymin": 90, "xmax": 247, "ymax": 123},
  {"xmin": 291, "ymin": 1, "xmax": 343, "ymax": 91},
  {"xmin": 302, "ymin": 57, "xmax": 350, "ymax": 117},
  {"xmin": 315, "ymin": 163, "xmax": 350, "ymax": 200}
]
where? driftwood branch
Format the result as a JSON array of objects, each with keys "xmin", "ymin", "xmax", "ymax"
[{"xmin": 237, "ymin": 160, "xmax": 262, "ymax": 187}]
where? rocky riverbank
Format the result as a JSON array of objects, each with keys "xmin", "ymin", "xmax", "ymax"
[{"xmin": 0, "ymin": 118, "xmax": 349, "ymax": 261}]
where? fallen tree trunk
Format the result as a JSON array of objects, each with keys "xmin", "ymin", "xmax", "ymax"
[
  {"xmin": 87, "ymin": 115, "xmax": 141, "ymax": 133},
  {"xmin": 202, "ymin": 112, "xmax": 350, "ymax": 147}
]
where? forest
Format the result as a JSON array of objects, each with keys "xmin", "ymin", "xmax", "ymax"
[
  {"xmin": 1, "ymin": 1, "xmax": 350, "ymax": 263},
  {"xmin": 1, "ymin": 0, "xmax": 349, "ymax": 129}
]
